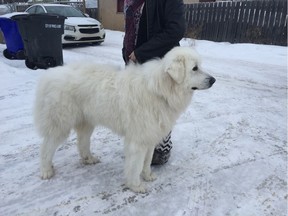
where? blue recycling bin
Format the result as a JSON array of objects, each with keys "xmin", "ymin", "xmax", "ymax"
[{"xmin": 0, "ymin": 13, "xmax": 25, "ymax": 59}]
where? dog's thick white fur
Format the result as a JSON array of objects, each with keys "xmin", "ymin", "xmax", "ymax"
[{"xmin": 34, "ymin": 47, "xmax": 215, "ymax": 193}]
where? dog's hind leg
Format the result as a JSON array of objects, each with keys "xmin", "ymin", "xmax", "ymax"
[
  {"xmin": 40, "ymin": 134, "xmax": 67, "ymax": 179},
  {"xmin": 142, "ymin": 146, "xmax": 157, "ymax": 182},
  {"xmin": 124, "ymin": 143, "xmax": 146, "ymax": 193},
  {"xmin": 75, "ymin": 123, "xmax": 99, "ymax": 165}
]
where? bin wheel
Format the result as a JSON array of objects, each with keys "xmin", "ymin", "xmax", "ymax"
[
  {"xmin": 44, "ymin": 57, "xmax": 56, "ymax": 68},
  {"xmin": 25, "ymin": 59, "xmax": 37, "ymax": 70},
  {"xmin": 3, "ymin": 49, "xmax": 14, "ymax": 60},
  {"xmin": 16, "ymin": 50, "xmax": 26, "ymax": 60}
]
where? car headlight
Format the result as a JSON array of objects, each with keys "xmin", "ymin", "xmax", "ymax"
[
  {"xmin": 100, "ymin": 24, "xmax": 104, "ymax": 30},
  {"xmin": 64, "ymin": 24, "xmax": 76, "ymax": 32}
]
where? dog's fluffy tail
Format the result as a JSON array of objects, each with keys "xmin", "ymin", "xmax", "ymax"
[{"xmin": 34, "ymin": 70, "xmax": 76, "ymax": 139}]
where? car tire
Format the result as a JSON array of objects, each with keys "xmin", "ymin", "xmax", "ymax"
[{"xmin": 92, "ymin": 42, "xmax": 102, "ymax": 46}]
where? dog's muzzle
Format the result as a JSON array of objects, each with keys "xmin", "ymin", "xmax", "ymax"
[
  {"xmin": 191, "ymin": 76, "xmax": 216, "ymax": 90},
  {"xmin": 209, "ymin": 76, "xmax": 216, "ymax": 87}
]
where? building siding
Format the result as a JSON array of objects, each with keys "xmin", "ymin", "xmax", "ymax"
[
  {"xmin": 98, "ymin": 0, "xmax": 124, "ymax": 31},
  {"xmin": 98, "ymin": 0, "xmax": 199, "ymax": 31}
]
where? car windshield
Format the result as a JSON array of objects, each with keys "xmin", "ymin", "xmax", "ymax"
[{"xmin": 44, "ymin": 6, "xmax": 85, "ymax": 17}]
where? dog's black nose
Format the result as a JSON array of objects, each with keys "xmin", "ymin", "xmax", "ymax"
[{"xmin": 209, "ymin": 77, "xmax": 216, "ymax": 86}]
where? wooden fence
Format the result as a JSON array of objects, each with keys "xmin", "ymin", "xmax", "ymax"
[
  {"xmin": 184, "ymin": 0, "xmax": 287, "ymax": 46},
  {"xmin": 86, "ymin": 8, "xmax": 98, "ymax": 20}
]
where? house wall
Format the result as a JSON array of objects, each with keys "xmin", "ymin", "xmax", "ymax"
[
  {"xmin": 98, "ymin": 0, "xmax": 199, "ymax": 32},
  {"xmin": 98, "ymin": 0, "xmax": 124, "ymax": 31}
]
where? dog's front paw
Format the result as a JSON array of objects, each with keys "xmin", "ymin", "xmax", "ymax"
[
  {"xmin": 143, "ymin": 172, "xmax": 157, "ymax": 182},
  {"xmin": 41, "ymin": 166, "xmax": 54, "ymax": 179},
  {"xmin": 82, "ymin": 155, "xmax": 100, "ymax": 165},
  {"xmin": 126, "ymin": 183, "xmax": 147, "ymax": 193}
]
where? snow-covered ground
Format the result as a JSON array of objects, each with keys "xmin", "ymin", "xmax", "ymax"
[{"xmin": 0, "ymin": 30, "xmax": 287, "ymax": 216}]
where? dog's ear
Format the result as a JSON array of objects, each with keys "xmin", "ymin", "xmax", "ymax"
[{"xmin": 164, "ymin": 55, "xmax": 186, "ymax": 84}]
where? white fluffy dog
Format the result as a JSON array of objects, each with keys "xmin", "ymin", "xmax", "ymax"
[{"xmin": 34, "ymin": 47, "xmax": 215, "ymax": 193}]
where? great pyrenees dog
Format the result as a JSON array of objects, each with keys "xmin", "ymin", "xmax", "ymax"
[{"xmin": 34, "ymin": 46, "xmax": 215, "ymax": 193}]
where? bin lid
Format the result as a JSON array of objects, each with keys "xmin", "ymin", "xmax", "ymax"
[
  {"xmin": 0, "ymin": 12, "xmax": 28, "ymax": 19},
  {"xmin": 12, "ymin": 13, "xmax": 66, "ymax": 21}
]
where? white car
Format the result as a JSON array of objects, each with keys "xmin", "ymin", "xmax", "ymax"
[{"xmin": 25, "ymin": 4, "xmax": 105, "ymax": 45}]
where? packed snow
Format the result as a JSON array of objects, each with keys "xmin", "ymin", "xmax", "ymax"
[{"xmin": 0, "ymin": 30, "xmax": 287, "ymax": 216}]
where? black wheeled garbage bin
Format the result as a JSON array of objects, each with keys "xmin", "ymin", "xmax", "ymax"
[{"xmin": 12, "ymin": 14, "xmax": 65, "ymax": 69}]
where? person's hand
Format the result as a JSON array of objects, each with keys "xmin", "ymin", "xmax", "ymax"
[{"xmin": 129, "ymin": 51, "xmax": 137, "ymax": 63}]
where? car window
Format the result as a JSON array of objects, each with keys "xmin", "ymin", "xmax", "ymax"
[
  {"xmin": 44, "ymin": 6, "xmax": 85, "ymax": 17},
  {"xmin": 26, "ymin": 6, "xmax": 37, "ymax": 14},
  {"xmin": 35, "ymin": 6, "xmax": 45, "ymax": 14}
]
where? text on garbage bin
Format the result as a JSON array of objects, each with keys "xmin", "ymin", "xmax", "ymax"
[{"xmin": 45, "ymin": 24, "xmax": 62, "ymax": 29}]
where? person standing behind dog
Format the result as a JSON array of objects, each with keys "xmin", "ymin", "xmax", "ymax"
[{"xmin": 122, "ymin": 0, "xmax": 186, "ymax": 165}]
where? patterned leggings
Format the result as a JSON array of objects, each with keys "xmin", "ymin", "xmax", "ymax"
[
  {"xmin": 155, "ymin": 131, "xmax": 172, "ymax": 152},
  {"xmin": 151, "ymin": 131, "xmax": 173, "ymax": 165}
]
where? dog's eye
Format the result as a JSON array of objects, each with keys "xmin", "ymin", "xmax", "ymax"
[{"xmin": 192, "ymin": 66, "xmax": 198, "ymax": 71}]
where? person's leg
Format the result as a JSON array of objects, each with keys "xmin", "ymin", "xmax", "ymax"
[{"xmin": 151, "ymin": 131, "xmax": 173, "ymax": 165}]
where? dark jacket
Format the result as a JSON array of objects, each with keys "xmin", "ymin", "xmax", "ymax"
[{"xmin": 123, "ymin": 0, "xmax": 186, "ymax": 64}]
